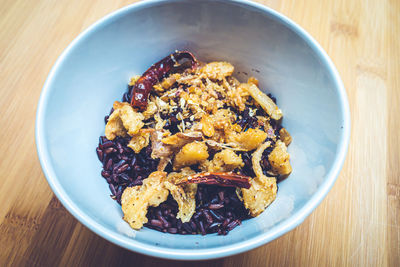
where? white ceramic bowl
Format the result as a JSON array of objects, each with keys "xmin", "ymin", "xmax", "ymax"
[{"xmin": 36, "ymin": 0, "xmax": 350, "ymax": 260}]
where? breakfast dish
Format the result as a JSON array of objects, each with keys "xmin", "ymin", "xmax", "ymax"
[{"xmin": 96, "ymin": 51, "xmax": 292, "ymax": 235}]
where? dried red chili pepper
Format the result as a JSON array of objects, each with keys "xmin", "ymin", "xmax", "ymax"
[
  {"xmin": 176, "ymin": 172, "xmax": 251, "ymax": 189},
  {"xmin": 130, "ymin": 51, "xmax": 198, "ymax": 111}
]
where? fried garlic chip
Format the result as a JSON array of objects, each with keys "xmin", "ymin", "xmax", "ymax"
[{"xmin": 121, "ymin": 171, "xmax": 169, "ymax": 229}]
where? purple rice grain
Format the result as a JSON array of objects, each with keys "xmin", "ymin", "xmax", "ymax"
[
  {"xmin": 190, "ymin": 221, "xmax": 197, "ymax": 232},
  {"xmin": 218, "ymin": 191, "xmax": 225, "ymax": 201},
  {"xmin": 199, "ymin": 220, "xmax": 206, "ymax": 235},
  {"xmin": 116, "ymin": 142, "xmax": 124, "ymax": 154},
  {"xmin": 100, "ymin": 140, "xmax": 114, "ymax": 149},
  {"xmin": 208, "ymin": 203, "xmax": 224, "ymax": 210},
  {"xmin": 182, "ymin": 223, "xmax": 193, "ymax": 233},
  {"xmin": 122, "ymin": 92, "xmax": 130, "ymax": 103},
  {"xmin": 226, "ymin": 219, "xmax": 240, "ymax": 231},
  {"xmin": 150, "ymin": 219, "xmax": 163, "ymax": 228},
  {"xmin": 109, "ymin": 184, "xmax": 117, "ymax": 196},
  {"xmin": 101, "ymin": 170, "xmax": 110, "ymax": 178},
  {"xmin": 209, "ymin": 210, "xmax": 223, "ymax": 221},
  {"xmin": 96, "ymin": 148, "xmax": 103, "ymax": 161},
  {"xmin": 104, "ymin": 147, "xmax": 116, "ymax": 154},
  {"xmin": 203, "ymin": 210, "xmax": 213, "ymax": 224},
  {"xmin": 267, "ymin": 93, "xmax": 277, "ymax": 104},
  {"xmin": 116, "ymin": 164, "xmax": 129, "ymax": 174},
  {"xmin": 105, "ymin": 158, "xmax": 113, "ymax": 171},
  {"xmin": 112, "ymin": 174, "xmax": 118, "ymax": 183},
  {"xmin": 222, "ymin": 218, "xmax": 231, "ymax": 228},
  {"xmin": 119, "ymin": 173, "xmax": 130, "ymax": 181},
  {"xmin": 157, "ymin": 214, "xmax": 171, "ymax": 228},
  {"xmin": 167, "ymin": 227, "xmax": 178, "ymax": 234}
]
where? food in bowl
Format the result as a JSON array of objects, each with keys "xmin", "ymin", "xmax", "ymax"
[{"xmin": 96, "ymin": 51, "xmax": 292, "ymax": 235}]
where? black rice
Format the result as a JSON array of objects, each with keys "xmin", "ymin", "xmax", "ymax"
[{"xmin": 96, "ymin": 135, "xmax": 159, "ymax": 204}]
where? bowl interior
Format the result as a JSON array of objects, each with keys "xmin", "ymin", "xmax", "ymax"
[{"xmin": 37, "ymin": 0, "xmax": 348, "ymax": 259}]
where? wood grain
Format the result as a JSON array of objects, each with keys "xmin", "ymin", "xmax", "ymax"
[{"xmin": 0, "ymin": 0, "xmax": 398, "ymax": 266}]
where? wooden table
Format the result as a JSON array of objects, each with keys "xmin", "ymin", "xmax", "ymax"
[{"xmin": 1, "ymin": 0, "xmax": 398, "ymax": 266}]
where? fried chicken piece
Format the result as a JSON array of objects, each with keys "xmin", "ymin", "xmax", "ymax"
[
  {"xmin": 232, "ymin": 128, "xmax": 268, "ymax": 151},
  {"xmin": 241, "ymin": 176, "xmax": 277, "ymax": 217},
  {"xmin": 121, "ymin": 171, "xmax": 169, "ymax": 229},
  {"xmin": 127, "ymin": 131, "xmax": 150, "ymax": 153},
  {"xmin": 173, "ymin": 142, "xmax": 209, "ymax": 169},
  {"xmin": 268, "ymin": 140, "xmax": 292, "ymax": 175},
  {"xmin": 105, "ymin": 101, "xmax": 144, "ymax": 139},
  {"xmin": 200, "ymin": 149, "xmax": 244, "ymax": 172}
]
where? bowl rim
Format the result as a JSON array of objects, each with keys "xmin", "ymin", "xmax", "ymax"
[{"xmin": 35, "ymin": 0, "xmax": 351, "ymax": 260}]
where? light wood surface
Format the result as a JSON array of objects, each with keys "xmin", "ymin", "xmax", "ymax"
[{"xmin": 0, "ymin": 0, "xmax": 399, "ymax": 266}]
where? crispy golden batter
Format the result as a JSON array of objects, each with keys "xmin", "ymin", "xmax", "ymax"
[
  {"xmin": 113, "ymin": 101, "xmax": 145, "ymax": 136},
  {"xmin": 232, "ymin": 128, "xmax": 268, "ymax": 151},
  {"xmin": 121, "ymin": 169, "xmax": 198, "ymax": 229},
  {"xmin": 121, "ymin": 171, "xmax": 169, "ymax": 229},
  {"xmin": 212, "ymin": 109, "xmax": 236, "ymax": 130},
  {"xmin": 161, "ymin": 132, "xmax": 202, "ymax": 148},
  {"xmin": 241, "ymin": 176, "xmax": 277, "ymax": 217},
  {"xmin": 173, "ymin": 142, "xmax": 209, "ymax": 169},
  {"xmin": 268, "ymin": 140, "xmax": 292, "ymax": 175},
  {"xmin": 167, "ymin": 167, "xmax": 196, "ymax": 184},
  {"xmin": 201, "ymin": 149, "xmax": 244, "ymax": 172},
  {"xmin": 105, "ymin": 110, "xmax": 127, "ymax": 140},
  {"xmin": 279, "ymin": 127, "xmax": 292, "ymax": 146},
  {"xmin": 157, "ymin": 73, "xmax": 181, "ymax": 91},
  {"xmin": 142, "ymin": 101, "xmax": 158, "ymax": 120},
  {"xmin": 105, "ymin": 101, "xmax": 144, "ymax": 139},
  {"xmin": 200, "ymin": 115, "xmax": 215, "ymax": 137},
  {"xmin": 128, "ymin": 131, "xmax": 150, "ymax": 153}
]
